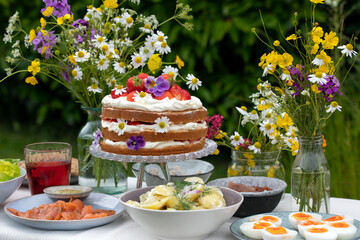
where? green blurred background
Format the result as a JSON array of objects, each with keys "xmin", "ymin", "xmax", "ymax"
[{"xmin": 0, "ymin": 0, "xmax": 359, "ymax": 199}]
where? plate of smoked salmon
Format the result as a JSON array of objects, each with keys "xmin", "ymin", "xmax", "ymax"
[{"xmin": 4, "ymin": 193, "xmax": 124, "ymax": 230}]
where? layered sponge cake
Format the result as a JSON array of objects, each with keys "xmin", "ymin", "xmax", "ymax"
[{"xmin": 100, "ymin": 74, "xmax": 208, "ymax": 156}]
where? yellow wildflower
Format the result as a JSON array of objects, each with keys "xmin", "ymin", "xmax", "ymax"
[
  {"xmin": 41, "ymin": 46, "xmax": 48, "ymax": 55},
  {"xmin": 278, "ymin": 53, "xmax": 293, "ymax": 68},
  {"xmin": 258, "ymin": 53, "xmax": 267, "ymax": 67},
  {"xmin": 312, "ymin": 26, "xmax": 324, "ymax": 44},
  {"xmin": 212, "ymin": 149, "xmax": 220, "ymax": 155},
  {"xmin": 25, "ymin": 76, "xmax": 38, "ymax": 85},
  {"xmin": 63, "ymin": 14, "xmax": 74, "ymax": 23},
  {"xmin": 243, "ymin": 152, "xmax": 254, "ymax": 159},
  {"xmin": 147, "ymin": 54, "xmax": 162, "ymax": 73},
  {"xmin": 57, "ymin": 17, "xmax": 64, "ymax": 25},
  {"xmin": 40, "ymin": 18, "xmax": 46, "ymax": 28},
  {"xmin": 286, "ymin": 34, "xmax": 301, "ymax": 41},
  {"xmin": 68, "ymin": 55, "xmax": 77, "ymax": 65},
  {"xmin": 291, "ymin": 141, "xmax": 299, "ymax": 156},
  {"xmin": 274, "ymin": 87, "xmax": 284, "ymax": 95},
  {"xmin": 311, "ymin": 84, "xmax": 321, "ymax": 93},
  {"xmin": 311, "ymin": 44, "xmax": 319, "ymax": 55},
  {"xmin": 322, "ymin": 31, "xmax": 339, "ymax": 49},
  {"xmin": 29, "ymin": 29, "xmax": 36, "ymax": 43},
  {"xmin": 104, "ymin": 0, "xmax": 118, "ymax": 9},
  {"xmin": 27, "ymin": 60, "xmax": 41, "ymax": 76},
  {"xmin": 310, "ymin": 0, "xmax": 324, "ymax": 3},
  {"xmin": 42, "ymin": 6, "xmax": 54, "ymax": 17},
  {"xmin": 215, "ymin": 130, "xmax": 226, "ymax": 139},
  {"xmin": 267, "ymin": 167, "xmax": 275, "ymax": 178},
  {"xmin": 175, "ymin": 55, "xmax": 184, "ymax": 69},
  {"xmin": 318, "ymin": 50, "xmax": 332, "ymax": 65},
  {"xmin": 273, "ymin": 40, "xmax": 280, "ymax": 46},
  {"xmin": 247, "ymin": 160, "xmax": 255, "ymax": 169},
  {"xmin": 276, "ymin": 113, "xmax": 293, "ymax": 130}
]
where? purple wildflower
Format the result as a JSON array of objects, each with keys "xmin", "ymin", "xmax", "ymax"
[
  {"xmin": 318, "ymin": 75, "xmax": 342, "ymax": 101},
  {"xmin": 72, "ymin": 19, "xmax": 92, "ymax": 44},
  {"xmin": 32, "ymin": 30, "xmax": 57, "ymax": 59},
  {"xmin": 287, "ymin": 65, "xmax": 309, "ymax": 96},
  {"xmin": 205, "ymin": 114, "xmax": 224, "ymax": 139},
  {"xmin": 61, "ymin": 69, "xmax": 71, "ymax": 82},
  {"xmin": 126, "ymin": 135, "xmax": 146, "ymax": 151},
  {"xmin": 92, "ymin": 129, "xmax": 102, "ymax": 147},
  {"xmin": 145, "ymin": 76, "xmax": 170, "ymax": 97},
  {"xmin": 41, "ymin": 0, "xmax": 73, "ymax": 18}
]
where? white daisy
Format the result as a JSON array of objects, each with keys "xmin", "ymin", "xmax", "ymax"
[
  {"xmin": 269, "ymin": 133, "xmax": 283, "ymax": 145},
  {"xmin": 133, "ymin": 91, "xmax": 151, "ymax": 103},
  {"xmin": 145, "ymin": 35, "xmax": 157, "ymax": 50},
  {"xmin": 131, "ymin": 53, "xmax": 145, "ymax": 69},
  {"xmin": 311, "ymin": 54, "xmax": 325, "ymax": 66},
  {"xmin": 155, "ymin": 41, "xmax": 171, "ymax": 54},
  {"xmin": 162, "ymin": 66, "xmax": 178, "ymax": 79},
  {"xmin": 139, "ymin": 22, "xmax": 153, "ymax": 33},
  {"xmin": 115, "ymin": 119, "xmax": 128, "ymax": 136},
  {"xmin": 230, "ymin": 131, "xmax": 244, "ymax": 147},
  {"xmin": 92, "ymin": 34, "xmax": 107, "ymax": 48},
  {"xmin": 114, "ymin": 85, "xmax": 127, "ymax": 95},
  {"xmin": 106, "ymin": 77, "xmax": 117, "ymax": 87},
  {"xmin": 119, "ymin": 37, "xmax": 133, "ymax": 47},
  {"xmin": 154, "ymin": 116, "xmax": 171, "ymax": 133},
  {"xmin": 241, "ymin": 115, "xmax": 250, "ymax": 126},
  {"xmin": 186, "ymin": 74, "xmax": 202, "ymax": 90},
  {"xmin": 338, "ymin": 44, "xmax": 358, "ymax": 58},
  {"xmin": 326, "ymin": 101, "xmax": 342, "ymax": 113},
  {"xmin": 87, "ymin": 84, "xmax": 102, "ymax": 94},
  {"xmin": 262, "ymin": 64, "xmax": 274, "ymax": 77},
  {"xmin": 113, "ymin": 61, "xmax": 126, "ymax": 73},
  {"xmin": 98, "ymin": 42, "xmax": 114, "ymax": 54},
  {"xmin": 74, "ymin": 49, "xmax": 90, "ymax": 63},
  {"xmin": 153, "ymin": 31, "xmax": 168, "ymax": 44},
  {"xmin": 71, "ymin": 66, "xmax": 83, "ymax": 80},
  {"xmin": 301, "ymin": 89, "xmax": 310, "ymax": 96},
  {"xmin": 120, "ymin": 12, "xmax": 134, "ymax": 29},
  {"xmin": 280, "ymin": 69, "xmax": 292, "ymax": 81},
  {"xmin": 308, "ymin": 72, "xmax": 327, "ymax": 85},
  {"xmin": 84, "ymin": 7, "xmax": 102, "ymax": 21},
  {"xmin": 235, "ymin": 106, "xmax": 249, "ymax": 116},
  {"xmin": 139, "ymin": 46, "xmax": 155, "ymax": 59},
  {"xmin": 97, "ymin": 57, "xmax": 110, "ymax": 71},
  {"xmin": 259, "ymin": 120, "xmax": 274, "ymax": 136},
  {"xmin": 248, "ymin": 142, "xmax": 262, "ymax": 154},
  {"xmin": 249, "ymin": 110, "xmax": 259, "ymax": 120}
]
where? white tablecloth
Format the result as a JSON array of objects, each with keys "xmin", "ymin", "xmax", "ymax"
[{"xmin": 1, "ymin": 178, "xmax": 360, "ymax": 240}]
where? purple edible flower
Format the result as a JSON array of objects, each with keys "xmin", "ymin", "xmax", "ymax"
[
  {"xmin": 41, "ymin": 0, "xmax": 73, "ymax": 18},
  {"xmin": 287, "ymin": 65, "xmax": 309, "ymax": 96},
  {"xmin": 145, "ymin": 76, "xmax": 170, "ymax": 97},
  {"xmin": 72, "ymin": 19, "xmax": 93, "ymax": 44},
  {"xmin": 126, "ymin": 135, "xmax": 146, "ymax": 151},
  {"xmin": 318, "ymin": 75, "xmax": 341, "ymax": 101},
  {"xmin": 32, "ymin": 30, "xmax": 57, "ymax": 59},
  {"xmin": 92, "ymin": 129, "xmax": 102, "ymax": 147}
]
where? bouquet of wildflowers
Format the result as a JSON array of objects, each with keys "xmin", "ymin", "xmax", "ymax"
[
  {"xmin": 252, "ymin": 0, "xmax": 358, "ymax": 213},
  {"xmin": 2, "ymin": 0, "xmax": 200, "ymax": 108}
]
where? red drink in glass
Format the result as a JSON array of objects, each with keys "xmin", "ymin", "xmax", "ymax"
[{"xmin": 26, "ymin": 161, "xmax": 71, "ymax": 195}]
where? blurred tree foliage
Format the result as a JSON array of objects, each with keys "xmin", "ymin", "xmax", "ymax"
[{"xmin": 0, "ymin": 0, "xmax": 359, "ymax": 198}]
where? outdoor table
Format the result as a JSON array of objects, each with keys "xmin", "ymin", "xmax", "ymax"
[{"xmin": 1, "ymin": 178, "xmax": 360, "ymax": 240}]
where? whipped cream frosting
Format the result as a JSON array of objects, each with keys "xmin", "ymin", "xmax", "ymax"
[
  {"xmin": 103, "ymin": 138, "xmax": 203, "ymax": 149},
  {"xmin": 102, "ymin": 120, "xmax": 207, "ymax": 132},
  {"xmin": 101, "ymin": 95, "xmax": 203, "ymax": 112}
]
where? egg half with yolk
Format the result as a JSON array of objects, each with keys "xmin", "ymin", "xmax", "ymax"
[
  {"xmin": 261, "ymin": 226, "xmax": 297, "ymax": 240},
  {"xmin": 240, "ymin": 221, "xmax": 276, "ymax": 239},
  {"xmin": 323, "ymin": 215, "xmax": 354, "ymax": 225},
  {"xmin": 303, "ymin": 226, "xmax": 337, "ymax": 240},
  {"xmin": 248, "ymin": 215, "xmax": 282, "ymax": 226},
  {"xmin": 327, "ymin": 222, "xmax": 357, "ymax": 240},
  {"xmin": 289, "ymin": 212, "xmax": 322, "ymax": 229},
  {"xmin": 298, "ymin": 220, "xmax": 326, "ymax": 237}
]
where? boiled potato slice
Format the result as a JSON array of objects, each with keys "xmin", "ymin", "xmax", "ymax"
[
  {"xmin": 183, "ymin": 177, "xmax": 204, "ymax": 201},
  {"xmin": 184, "ymin": 177, "xmax": 204, "ymax": 185},
  {"xmin": 126, "ymin": 200, "xmax": 141, "ymax": 207},
  {"xmin": 198, "ymin": 190, "xmax": 226, "ymax": 209},
  {"xmin": 166, "ymin": 195, "xmax": 180, "ymax": 209},
  {"xmin": 151, "ymin": 185, "xmax": 174, "ymax": 197},
  {"xmin": 140, "ymin": 196, "xmax": 169, "ymax": 210},
  {"xmin": 139, "ymin": 191, "xmax": 151, "ymax": 202}
]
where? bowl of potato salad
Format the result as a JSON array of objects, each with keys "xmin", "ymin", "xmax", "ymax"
[{"xmin": 120, "ymin": 177, "xmax": 243, "ymax": 240}]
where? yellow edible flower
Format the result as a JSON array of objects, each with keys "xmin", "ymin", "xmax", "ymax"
[
  {"xmin": 147, "ymin": 54, "xmax": 162, "ymax": 73},
  {"xmin": 68, "ymin": 55, "xmax": 77, "ymax": 65},
  {"xmin": 247, "ymin": 160, "xmax": 255, "ymax": 169},
  {"xmin": 29, "ymin": 29, "xmax": 36, "ymax": 43},
  {"xmin": 312, "ymin": 26, "xmax": 324, "ymax": 44},
  {"xmin": 57, "ymin": 17, "xmax": 64, "ymax": 25},
  {"xmin": 267, "ymin": 166, "xmax": 275, "ymax": 178},
  {"xmin": 215, "ymin": 130, "xmax": 226, "ymax": 139},
  {"xmin": 310, "ymin": 0, "xmax": 324, "ymax": 3},
  {"xmin": 212, "ymin": 149, "xmax": 219, "ymax": 155},
  {"xmin": 25, "ymin": 76, "xmax": 38, "ymax": 85},
  {"xmin": 27, "ymin": 60, "xmax": 41, "ymax": 76},
  {"xmin": 175, "ymin": 55, "xmax": 184, "ymax": 69},
  {"xmin": 278, "ymin": 53, "xmax": 293, "ymax": 68},
  {"xmin": 42, "ymin": 6, "xmax": 54, "ymax": 17},
  {"xmin": 311, "ymin": 84, "xmax": 321, "ymax": 93},
  {"xmin": 103, "ymin": 0, "xmax": 118, "ymax": 9},
  {"xmin": 40, "ymin": 18, "xmax": 46, "ymax": 28},
  {"xmin": 286, "ymin": 34, "xmax": 301, "ymax": 41},
  {"xmin": 273, "ymin": 40, "xmax": 280, "ymax": 46},
  {"xmin": 322, "ymin": 31, "xmax": 339, "ymax": 49},
  {"xmin": 311, "ymin": 44, "xmax": 319, "ymax": 55}
]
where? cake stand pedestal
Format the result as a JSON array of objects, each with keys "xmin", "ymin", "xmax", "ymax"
[{"xmin": 89, "ymin": 139, "xmax": 217, "ymax": 188}]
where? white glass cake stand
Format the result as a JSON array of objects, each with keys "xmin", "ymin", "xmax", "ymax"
[{"xmin": 89, "ymin": 139, "xmax": 217, "ymax": 188}]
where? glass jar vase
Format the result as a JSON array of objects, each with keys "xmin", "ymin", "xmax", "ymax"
[
  {"xmin": 227, "ymin": 150, "xmax": 285, "ymax": 181},
  {"xmin": 78, "ymin": 106, "xmax": 127, "ymax": 194},
  {"xmin": 291, "ymin": 136, "xmax": 330, "ymax": 213}
]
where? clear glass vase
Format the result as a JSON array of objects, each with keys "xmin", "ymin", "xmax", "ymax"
[
  {"xmin": 227, "ymin": 150, "xmax": 285, "ymax": 181},
  {"xmin": 78, "ymin": 106, "xmax": 127, "ymax": 194},
  {"xmin": 291, "ymin": 136, "xmax": 330, "ymax": 213}
]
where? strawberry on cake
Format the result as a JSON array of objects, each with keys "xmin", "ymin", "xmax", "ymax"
[{"xmin": 100, "ymin": 73, "xmax": 208, "ymax": 156}]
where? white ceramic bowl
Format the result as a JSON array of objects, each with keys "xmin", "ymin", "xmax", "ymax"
[
  {"xmin": 0, "ymin": 167, "xmax": 26, "ymax": 204},
  {"xmin": 120, "ymin": 186, "xmax": 243, "ymax": 240},
  {"xmin": 43, "ymin": 185, "xmax": 92, "ymax": 201}
]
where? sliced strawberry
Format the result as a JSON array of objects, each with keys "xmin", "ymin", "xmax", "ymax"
[
  {"xmin": 169, "ymin": 87, "xmax": 182, "ymax": 100},
  {"xmin": 153, "ymin": 90, "xmax": 174, "ymax": 100},
  {"xmin": 127, "ymin": 74, "xmax": 147, "ymax": 92},
  {"xmin": 127, "ymin": 121, "xmax": 142, "ymax": 126},
  {"xmin": 137, "ymin": 73, "xmax": 149, "ymax": 80},
  {"xmin": 111, "ymin": 86, "xmax": 128, "ymax": 99},
  {"xmin": 161, "ymin": 74, "xmax": 171, "ymax": 80},
  {"xmin": 126, "ymin": 91, "xmax": 138, "ymax": 102},
  {"xmin": 102, "ymin": 118, "xmax": 117, "ymax": 122},
  {"xmin": 170, "ymin": 84, "xmax": 182, "ymax": 90},
  {"xmin": 180, "ymin": 89, "xmax": 191, "ymax": 100}
]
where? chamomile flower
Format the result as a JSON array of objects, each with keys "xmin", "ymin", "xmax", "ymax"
[
  {"xmin": 269, "ymin": 132, "xmax": 284, "ymax": 145},
  {"xmin": 301, "ymin": 89, "xmax": 310, "ymax": 96},
  {"xmin": 153, "ymin": 31, "xmax": 168, "ymax": 44},
  {"xmin": 106, "ymin": 77, "xmax": 117, "ymax": 87},
  {"xmin": 87, "ymin": 84, "xmax": 102, "ymax": 94},
  {"xmin": 262, "ymin": 64, "xmax": 274, "ymax": 77},
  {"xmin": 249, "ymin": 142, "xmax": 262, "ymax": 154},
  {"xmin": 241, "ymin": 115, "xmax": 250, "ymax": 126},
  {"xmin": 326, "ymin": 101, "xmax": 342, "ymax": 113},
  {"xmin": 311, "ymin": 54, "xmax": 325, "ymax": 66},
  {"xmin": 115, "ymin": 119, "xmax": 128, "ymax": 136},
  {"xmin": 120, "ymin": 12, "xmax": 134, "ymax": 29},
  {"xmin": 230, "ymin": 131, "xmax": 244, "ymax": 147},
  {"xmin": 139, "ymin": 21, "xmax": 153, "ymax": 33},
  {"xmin": 280, "ymin": 69, "xmax": 292, "ymax": 81},
  {"xmin": 154, "ymin": 116, "xmax": 171, "ymax": 133},
  {"xmin": 131, "ymin": 53, "xmax": 145, "ymax": 68},
  {"xmin": 162, "ymin": 66, "xmax": 178, "ymax": 79},
  {"xmin": 139, "ymin": 46, "xmax": 155, "ymax": 59},
  {"xmin": 74, "ymin": 49, "xmax": 90, "ymax": 63},
  {"xmin": 259, "ymin": 120, "xmax": 274, "ymax": 136},
  {"xmin": 97, "ymin": 57, "xmax": 110, "ymax": 71},
  {"xmin": 114, "ymin": 85, "xmax": 127, "ymax": 95},
  {"xmin": 186, "ymin": 74, "xmax": 202, "ymax": 90},
  {"xmin": 155, "ymin": 41, "xmax": 171, "ymax": 54},
  {"xmin": 98, "ymin": 42, "xmax": 114, "ymax": 54},
  {"xmin": 92, "ymin": 34, "xmax": 107, "ymax": 48},
  {"xmin": 84, "ymin": 7, "xmax": 102, "ymax": 21},
  {"xmin": 113, "ymin": 61, "xmax": 126, "ymax": 73},
  {"xmin": 308, "ymin": 71, "xmax": 327, "ymax": 85},
  {"xmin": 133, "ymin": 91, "xmax": 151, "ymax": 103},
  {"xmin": 249, "ymin": 110, "xmax": 259, "ymax": 120},
  {"xmin": 71, "ymin": 66, "xmax": 83, "ymax": 80},
  {"xmin": 338, "ymin": 44, "xmax": 358, "ymax": 58},
  {"xmin": 236, "ymin": 106, "xmax": 249, "ymax": 116}
]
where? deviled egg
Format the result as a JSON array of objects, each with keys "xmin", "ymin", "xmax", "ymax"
[
  {"xmin": 261, "ymin": 226, "xmax": 297, "ymax": 240},
  {"xmin": 240, "ymin": 221, "xmax": 276, "ymax": 239}
]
